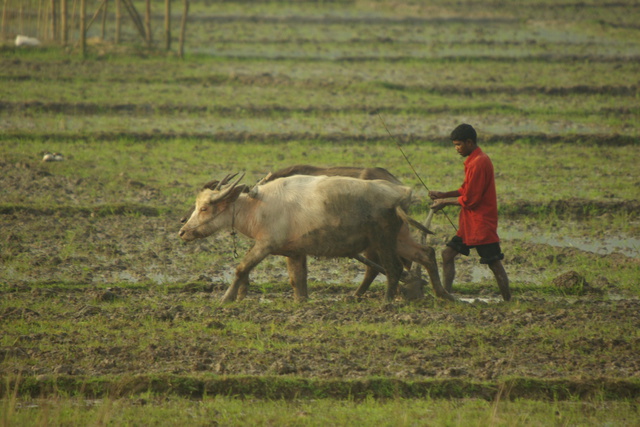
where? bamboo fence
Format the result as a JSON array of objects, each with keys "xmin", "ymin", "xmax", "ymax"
[{"xmin": 1, "ymin": 0, "xmax": 189, "ymax": 56}]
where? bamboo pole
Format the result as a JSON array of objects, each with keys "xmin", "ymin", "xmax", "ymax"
[
  {"xmin": 51, "ymin": 0, "xmax": 56, "ymax": 41},
  {"xmin": 70, "ymin": 0, "xmax": 77, "ymax": 40},
  {"xmin": 145, "ymin": 0, "xmax": 151, "ymax": 47},
  {"xmin": 1, "ymin": 0, "xmax": 7, "ymax": 40},
  {"xmin": 87, "ymin": 0, "xmax": 107, "ymax": 31},
  {"xmin": 80, "ymin": 0, "xmax": 86, "ymax": 56},
  {"xmin": 37, "ymin": 0, "xmax": 43, "ymax": 39},
  {"xmin": 19, "ymin": 1, "xmax": 23, "ymax": 35},
  {"xmin": 101, "ymin": 0, "xmax": 107, "ymax": 40},
  {"xmin": 178, "ymin": 0, "xmax": 188, "ymax": 59},
  {"xmin": 115, "ymin": 0, "xmax": 120, "ymax": 44},
  {"xmin": 61, "ymin": 0, "xmax": 67, "ymax": 45},
  {"xmin": 122, "ymin": 0, "xmax": 146, "ymax": 42},
  {"xmin": 44, "ymin": 0, "xmax": 51, "ymax": 41},
  {"xmin": 164, "ymin": 0, "xmax": 171, "ymax": 51}
]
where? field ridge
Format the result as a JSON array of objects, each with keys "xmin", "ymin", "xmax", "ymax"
[
  {"xmin": 2, "ymin": 131, "xmax": 637, "ymax": 145},
  {"xmin": 4, "ymin": 374, "xmax": 640, "ymax": 401},
  {"xmin": 1, "ymin": 101, "xmax": 636, "ymax": 116},
  {"xmin": 3, "ymin": 198, "xmax": 636, "ymax": 219}
]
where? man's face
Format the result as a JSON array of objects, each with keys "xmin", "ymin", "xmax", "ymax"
[{"xmin": 452, "ymin": 139, "xmax": 475, "ymax": 157}]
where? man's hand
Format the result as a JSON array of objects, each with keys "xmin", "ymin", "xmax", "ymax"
[
  {"xmin": 429, "ymin": 190, "xmax": 446, "ymax": 200},
  {"xmin": 430, "ymin": 199, "xmax": 447, "ymax": 212}
]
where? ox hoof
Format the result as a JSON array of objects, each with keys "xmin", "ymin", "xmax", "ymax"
[
  {"xmin": 401, "ymin": 277, "xmax": 427, "ymax": 301},
  {"xmin": 439, "ymin": 291, "xmax": 457, "ymax": 302},
  {"xmin": 220, "ymin": 293, "xmax": 238, "ymax": 303}
]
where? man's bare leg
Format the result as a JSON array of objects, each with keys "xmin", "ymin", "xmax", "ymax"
[
  {"xmin": 488, "ymin": 260, "xmax": 511, "ymax": 301},
  {"xmin": 441, "ymin": 246, "xmax": 459, "ymax": 293}
]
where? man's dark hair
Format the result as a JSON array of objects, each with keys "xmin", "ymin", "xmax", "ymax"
[{"xmin": 450, "ymin": 123, "xmax": 477, "ymax": 143}]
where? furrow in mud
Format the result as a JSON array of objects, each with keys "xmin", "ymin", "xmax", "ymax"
[
  {"xmin": 2, "ymin": 78, "xmax": 636, "ymax": 97},
  {"xmin": 3, "ymin": 375, "xmax": 640, "ymax": 401},
  {"xmin": 3, "ymin": 46, "xmax": 637, "ymax": 63},
  {"xmin": 2, "ymin": 199, "xmax": 638, "ymax": 219},
  {"xmin": 198, "ymin": 54, "xmax": 640, "ymax": 64},
  {"xmin": 1, "ymin": 131, "xmax": 637, "ymax": 146},
  {"xmin": 0, "ymin": 204, "xmax": 162, "ymax": 218},
  {"xmin": 0, "ymin": 101, "xmax": 636, "ymax": 117}
]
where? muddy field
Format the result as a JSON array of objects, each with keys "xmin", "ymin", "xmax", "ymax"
[
  {"xmin": 1, "ymin": 1, "xmax": 639, "ymax": 412},
  {"xmin": 1, "ymin": 159, "xmax": 639, "ymax": 400}
]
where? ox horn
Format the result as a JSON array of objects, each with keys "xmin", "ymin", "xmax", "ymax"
[
  {"xmin": 211, "ymin": 172, "xmax": 245, "ymax": 202},
  {"xmin": 214, "ymin": 172, "xmax": 239, "ymax": 191}
]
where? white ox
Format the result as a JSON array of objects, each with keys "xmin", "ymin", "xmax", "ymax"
[{"xmin": 179, "ymin": 173, "xmax": 420, "ymax": 302}]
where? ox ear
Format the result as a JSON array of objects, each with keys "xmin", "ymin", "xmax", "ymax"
[{"xmin": 209, "ymin": 186, "xmax": 244, "ymax": 205}]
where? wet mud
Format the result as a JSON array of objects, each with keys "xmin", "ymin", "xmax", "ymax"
[
  {"xmin": 2, "ymin": 279, "xmax": 640, "ymax": 384},
  {"xmin": 1, "ymin": 162, "xmax": 639, "ymax": 392}
]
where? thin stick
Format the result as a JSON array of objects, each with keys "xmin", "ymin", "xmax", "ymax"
[
  {"xmin": 61, "ymin": 0, "xmax": 67, "ymax": 45},
  {"xmin": 178, "ymin": 0, "xmax": 188, "ymax": 59},
  {"xmin": 80, "ymin": 0, "xmax": 85, "ymax": 56},
  {"xmin": 86, "ymin": 0, "xmax": 107, "ymax": 31},
  {"xmin": 1, "ymin": 0, "xmax": 8, "ymax": 40},
  {"xmin": 115, "ymin": 0, "xmax": 120, "ymax": 44},
  {"xmin": 144, "ymin": 0, "xmax": 151, "ymax": 47},
  {"xmin": 101, "ymin": 0, "xmax": 107, "ymax": 40},
  {"xmin": 70, "ymin": 0, "xmax": 76, "ymax": 40},
  {"xmin": 121, "ymin": 0, "xmax": 146, "ymax": 41},
  {"xmin": 51, "ymin": 0, "xmax": 56, "ymax": 41},
  {"xmin": 164, "ymin": 0, "xmax": 170, "ymax": 50},
  {"xmin": 377, "ymin": 113, "xmax": 458, "ymax": 232}
]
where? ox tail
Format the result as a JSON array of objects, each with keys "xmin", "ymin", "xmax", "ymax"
[{"xmin": 395, "ymin": 206, "xmax": 434, "ymax": 235}]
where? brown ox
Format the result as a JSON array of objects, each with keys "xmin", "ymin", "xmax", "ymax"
[
  {"xmin": 179, "ymin": 173, "xmax": 421, "ymax": 302},
  {"xmin": 180, "ymin": 165, "xmax": 451, "ymax": 300}
]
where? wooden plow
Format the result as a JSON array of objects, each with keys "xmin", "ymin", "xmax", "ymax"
[{"xmin": 350, "ymin": 209, "xmax": 435, "ymax": 300}]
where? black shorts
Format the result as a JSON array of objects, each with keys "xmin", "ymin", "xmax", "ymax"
[{"xmin": 446, "ymin": 235, "xmax": 504, "ymax": 265}]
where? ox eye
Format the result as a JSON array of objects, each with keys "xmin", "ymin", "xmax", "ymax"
[{"xmin": 200, "ymin": 206, "xmax": 207, "ymax": 212}]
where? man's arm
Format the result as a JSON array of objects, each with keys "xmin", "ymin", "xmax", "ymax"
[
  {"xmin": 429, "ymin": 190, "xmax": 461, "ymax": 212},
  {"xmin": 429, "ymin": 190, "xmax": 460, "ymax": 200}
]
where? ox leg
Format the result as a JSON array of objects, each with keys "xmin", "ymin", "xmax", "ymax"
[
  {"xmin": 353, "ymin": 249, "xmax": 380, "ymax": 297},
  {"xmin": 286, "ymin": 255, "xmax": 309, "ymax": 302},
  {"xmin": 222, "ymin": 244, "xmax": 271, "ymax": 303},
  {"xmin": 441, "ymin": 246, "xmax": 458, "ymax": 294},
  {"xmin": 398, "ymin": 235, "xmax": 455, "ymax": 302},
  {"xmin": 372, "ymin": 224, "xmax": 404, "ymax": 301},
  {"xmin": 379, "ymin": 251, "xmax": 403, "ymax": 301}
]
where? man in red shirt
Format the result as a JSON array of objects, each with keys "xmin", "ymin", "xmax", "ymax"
[{"xmin": 429, "ymin": 124, "xmax": 511, "ymax": 301}]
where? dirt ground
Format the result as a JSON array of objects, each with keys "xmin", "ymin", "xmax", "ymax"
[
  {"xmin": 2, "ymin": 275, "xmax": 640, "ymax": 383},
  {"xmin": 2, "ymin": 161, "xmax": 640, "ymax": 387}
]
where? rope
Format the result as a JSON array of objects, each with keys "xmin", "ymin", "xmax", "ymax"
[{"xmin": 377, "ymin": 113, "xmax": 458, "ymax": 232}]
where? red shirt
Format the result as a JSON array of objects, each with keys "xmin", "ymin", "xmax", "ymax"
[{"xmin": 456, "ymin": 147, "xmax": 500, "ymax": 246}]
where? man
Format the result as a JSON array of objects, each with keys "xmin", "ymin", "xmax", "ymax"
[{"xmin": 429, "ymin": 124, "xmax": 511, "ymax": 301}]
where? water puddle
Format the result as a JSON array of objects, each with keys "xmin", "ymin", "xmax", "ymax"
[
  {"xmin": 459, "ymin": 297, "xmax": 501, "ymax": 304},
  {"xmin": 502, "ymin": 230, "xmax": 640, "ymax": 258}
]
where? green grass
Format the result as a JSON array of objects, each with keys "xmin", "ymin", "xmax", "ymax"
[
  {"xmin": 1, "ymin": 138, "xmax": 637, "ymax": 209},
  {"xmin": 3, "ymin": 394, "xmax": 640, "ymax": 426},
  {"xmin": 1, "ymin": 0, "xmax": 639, "ymax": 424}
]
